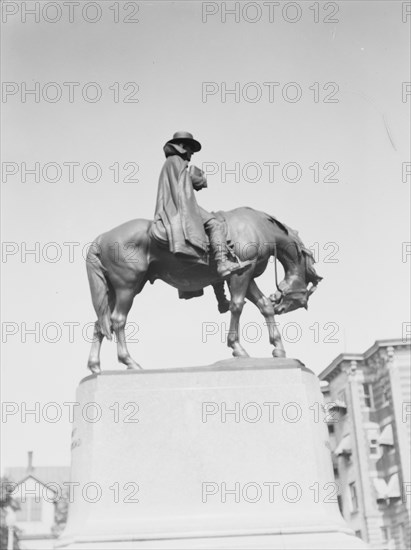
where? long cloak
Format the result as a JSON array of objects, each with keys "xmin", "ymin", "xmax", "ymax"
[{"xmin": 152, "ymin": 150, "xmax": 209, "ymax": 262}]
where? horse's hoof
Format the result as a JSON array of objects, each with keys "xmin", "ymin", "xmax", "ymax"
[
  {"xmin": 272, "ymin": 349, "xmax": 286, "ymax": 358},
  {"xmin": 232, "ymin": 345, "xmax": 250, "ymax": 358},
  {"xmin": 127, "ymin": 362, "xmax": 143, "ymax": 370},
  {"xmin": 88, "ymin": 363, "xmax": 101, "ymax": 374},
  {"xmin": 218, "ymin": 300, "xmax": 230, "ymax": 314}
]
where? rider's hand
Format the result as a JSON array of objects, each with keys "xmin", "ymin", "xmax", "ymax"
[{"xmin": 189, "ymin": 165, "xmax": 208, "ymax": 190}]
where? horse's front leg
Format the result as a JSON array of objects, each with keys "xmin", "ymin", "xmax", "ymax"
[
  {"xmin": 227, "ymin": 273, "xmax": 252, "ymax": 358},
  {"xmin": 87, "ymin": 321, "xmax": 104, "ymax": 374},
  {"xmin": 111, "ymin": 289, "xmax": 142, "ymax": 370},
  {"xmin": 246, "ymin": 280, "xmax": 286, "ymax": 358}
]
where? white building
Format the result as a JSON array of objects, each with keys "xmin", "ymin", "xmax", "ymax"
[
  {"xmin": 4, "ymin": 452, "xmax": 69, "ymax": 549},
  {"xmin": 319, "ymin": 339, "xmax": 411, "ymax": 550}
]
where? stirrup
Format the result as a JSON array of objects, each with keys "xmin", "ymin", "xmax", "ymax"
[{"xmin": 217, "ymin": 259, "xmax": 253, "ymax": 278}]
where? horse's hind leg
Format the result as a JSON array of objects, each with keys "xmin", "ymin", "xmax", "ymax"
[
  {"xmin": 111, "ymin": 288, "xmax": 142, "ymax": 370},
  {"xmin": 226, "ymin": 272, "xmax": 253, "ymax": 358},
  {"xmin": 246, "ymin": 280, "xmax": 286, "ymax": 358},
  {"xmin": 87, "ymin": 321, "xmax": 104, "ymax": 374},
  {"xmin": 213, "ymin": 282, "xmax": 230, "ymax": 313}
]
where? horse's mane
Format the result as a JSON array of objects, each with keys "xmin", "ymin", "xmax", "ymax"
[{"xmin": 260, "ymin": 210, "xmax": 322, "ymax": 285}]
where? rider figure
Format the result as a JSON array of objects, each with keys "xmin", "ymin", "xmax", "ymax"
[{"xmin": 153, "ymin": 131, "xmax": 244, "ymax": 278}]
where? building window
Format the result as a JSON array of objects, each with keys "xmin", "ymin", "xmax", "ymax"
[
  {"xmin": 363, "ymin": 383, "xmax": 374, "ymax": 408},
  {"xmin": 337, "ymin": 390, "xmax": 347, "ymax": 413},
  {"xmin": 16, "ymin": 497, "xmax": 42, "ymax": 522},
  {"xmin": 30, "ymin": 498, "xmax": 42, "ymax": 521},
  {"xmin": 349, "ymin": 482, "xmax": 358, "ymax": 512},
  {"xmin": 380, "ymin": 526, "xmax": 390, "ymax": 543},
  {"xmin": 382, "ymin": 388, "xmax": 390, "ymax": 406},
  {"xmin": 367, "ymin": 427, "xmax": 380, "ymax": 458},
  {"xmin": 337, "ymin": 494, "xmax": 343, "ymax": 514},
  {"xmin": 16, "ymin": 500, "xmax": 28, "ymax": 522},
  {"xmin": 398, "ymin": 523, "xmax": 406, "ymax": 548},
  {"xmin": 369, "ymin": 437, "xmax": 379, "ymax": 456}
]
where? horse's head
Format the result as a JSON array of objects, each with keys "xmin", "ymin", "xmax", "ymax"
[
  {"xmin": 269, "ymin": 277, "xmax": 322, "ymax": 315},
  {"xmin": 261, "ymin": 214, "xmax": 323, "ymax": 315}
]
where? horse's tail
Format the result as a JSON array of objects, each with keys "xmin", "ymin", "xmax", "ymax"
[{"xmin": 86, "ymin": 238, "xmax": 112, "ymax": 340}]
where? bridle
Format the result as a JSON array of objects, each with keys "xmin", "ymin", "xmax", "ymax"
[{"xmin": 272, "ymin": 244, "xmax": 319, "ymax": 305}]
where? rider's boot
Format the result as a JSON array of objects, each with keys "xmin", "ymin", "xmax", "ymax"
[{"xmin": 205, "ymin": 219, "xmax": 250, "ymax": 278}]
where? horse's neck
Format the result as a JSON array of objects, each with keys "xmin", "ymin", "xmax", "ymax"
[{"xmin": 275, "ymin": 231, "xmax": 306, "ymax": 288}]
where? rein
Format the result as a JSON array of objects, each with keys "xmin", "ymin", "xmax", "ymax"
[
  {"xmin": 272, "ymin": 244, "xmax": 311, "ymax": 301},
  {"xmin": 273, "ymin": 244, "xmax": 280, "ymax": 291}
]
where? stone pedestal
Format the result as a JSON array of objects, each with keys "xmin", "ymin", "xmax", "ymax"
[{"xmin": 57, "ymin": 359, "xmax": 367, "ymax": 549}]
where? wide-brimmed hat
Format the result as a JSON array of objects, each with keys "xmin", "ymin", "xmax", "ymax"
[{"xmin": 165, "ymin": 131, "xmax": 202, "ymax": 152}]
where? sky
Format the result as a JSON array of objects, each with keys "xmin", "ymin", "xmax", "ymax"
[{"xmin": 1, "ymin": 0, "xmax": 410, "ymax": 469}]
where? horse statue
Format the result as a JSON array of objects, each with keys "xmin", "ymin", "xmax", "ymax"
[{"xmin": 86, "ymin": 207, "xmax": 322, "ymax": 373}]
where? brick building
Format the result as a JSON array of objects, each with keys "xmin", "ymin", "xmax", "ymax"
[{"xmin": 319, "ymin": 339, "xmax": 410, "ymax": 549}]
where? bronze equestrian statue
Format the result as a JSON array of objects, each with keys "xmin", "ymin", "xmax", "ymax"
[{"xmin": 86, "ymin": 132, "xmax": 322, "ymax": 373}]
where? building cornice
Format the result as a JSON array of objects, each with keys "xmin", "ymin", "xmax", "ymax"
[{"xmin": 318, "ymin": 339, "xmax": 410, "ymax": 381}]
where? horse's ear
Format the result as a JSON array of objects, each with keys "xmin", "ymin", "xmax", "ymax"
[
  {"xmin": 307, "ymin": 284, "xmax": 318, "ymax": 297},
  {"xmin": 308, "ymin": 275, "xmax": 323, "ymax": 297}
]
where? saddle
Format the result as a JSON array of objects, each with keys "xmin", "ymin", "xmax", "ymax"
[
  {"xmin": 150, "ymin": 211, "xmax": 238, "ymax": 301},
  {"xmin": 150, "ymin": 210, "xmax": 233, "ymax": 257}
]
